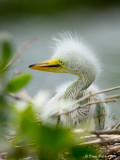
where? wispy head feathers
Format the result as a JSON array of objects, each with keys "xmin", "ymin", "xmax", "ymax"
[{"xmin": 51, "ymin": 32, "xmax": 101, "ymax": 78}]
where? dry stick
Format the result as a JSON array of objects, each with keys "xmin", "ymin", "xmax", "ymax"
[
  {"xmin": 102, "ymin": 145, "xmax": 120, "ymax": 155},
  {"xmin": 113, "ymin": 121, "xmax": 120, "ymax": 129},
  {"xmin": 67, "ymin": 99, "xmax": 116, "ymax": 114},
  {"xmin": 7, "ymin": 93, "xmax": 22, "ymax": 101},
  {"xmin": 91, "ymin": 129, "xmax": 120, "ymax": 135},
  {"xmin": 54, "ymin": 99, "xmax": 116, "ymax": 117},
  {"xmin": 103, "ymin": 149, "xmax": 120, "ymax": 156},
  {"xmin": 7, "ymin": 90, "xmax": 33, "ymax": 102},
  {"xmin": 101, "ymin": 139, "xmax": 120, "ymax": 145},
  {"xmin": 53, "ymin": 86, "xmax": 120, "ymax": 117},
  {"xmin": 81, "ymin": 135, "xmax": 120, "ymax": 144},
  {"xmin": 93, "ymin": 86, "xmax": 120, "ymax": 95},
  {"xmin": 80, "ymin": 134, "xmax": 120, "ymax": 140},
  {"xmin": 114, "ymin": 156, "xmax": 120, "ymax": 160},
  {"xmin": 80, "ymin": 135, "xmax": 120, "ymax": 145},
  {"xmin": 61, "ymin": 86, "xmax": 120, "ymax": 114},
  {"xmin": 3, "ymin": 38, "xmax": 36, "ymax": 71},
  {"xmin": 75, "ymin": 86, "xmax": 120, "ymax": 105},
  {"xmin": 73, "ymin": 92, "xmax": 92, "ymax": 106},
  {"xmin": 73, "ymin": 129, "xmax": 120, "ymax": 146},
  {"xmin": 20, "ymin": 89, "xmax": 33, "ymax": 102},
  {"xmin": 105, "ymin": 94, "xmax": 120, "ymax": 100}
]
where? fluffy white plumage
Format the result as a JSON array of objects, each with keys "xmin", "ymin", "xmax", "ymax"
[
  {"xmin": 40, "ymin": 33, "xmax": 107, "ymax": 129},
  {"xmin": 52, "ymin": 33, "xmax": 101, "ymax": 76}
]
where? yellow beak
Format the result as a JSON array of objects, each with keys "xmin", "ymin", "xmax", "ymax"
[{"xmin": 29, "ymin": 59, "xmax": 67, "ymax": 73}]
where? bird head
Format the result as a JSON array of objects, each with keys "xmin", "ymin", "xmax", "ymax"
[
  {"xmin": 29, "ymin": 58, "xmax": 68, "ymax": 73},
  {"xmin": 29, "ymin": 33, "xmax": 101, "ymax": 82}
]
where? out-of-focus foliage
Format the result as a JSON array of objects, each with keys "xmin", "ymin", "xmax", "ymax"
[
  {"xmin": 0, "ymin": 35, "xmax": 13, "ymax": 73},
  {"xmin": 0, "ymin": 0, "xmax": 120, "ymax": 15},
  {"xmin": 7, "ymin": 73, "xmax": 32, "ymax": 93},
  {"xmin": 0, "ymin": 42, "xmax": 11, "ymax": 72},
  {"xmin": 0, "ymin": 34, "xmax": 100, "ymax": 159}
]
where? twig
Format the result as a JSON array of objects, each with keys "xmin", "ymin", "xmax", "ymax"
[
  {"xmin": 74, "ymin": 92, "xmax": 92, "ymax": 105},
  {"xmin": 102, "ymin": 145, "xmax": 120, "ymax": 155},
  {"xmin": 7, "ymin": 93, "xmax": 22, "ymax": 101},
  {"xmin": 105, "ymin": 94, "xmax": 120, "ymax": 100},
  {"xmin": 3, "ymin": 38, "xmax": 36, "ymax": 71},
  {"xmin": 7, "ymin": 90, "xmax": 33, "ymax": 102},
  {"xmin": 53, "ymin": 99, "xmax": 116, "ymax": 117},
  {"xmin": 91, "ymin": 130, "xmax": 120, "ymax": 135},
  {"xmin": 113, "ymin": 121, "xmax": 120, "ymax": 129},
  {"xmin": 73, "ymin": 128, "xmax": 120, "ymax": 157},
  {"xmin": 114, "ymin": 156, "xmax": 120, "ymax": 160},
  {"xmin": 56, "ymin": 116, "xmax": 60, "ymax": 127},
  {"xmin": 80, "ymin": 135, "xmax": 120, "ymax": 145},
  {"xmin": 93, "ymin": 86, "xmax": 120, "ymax": 95},
  {"xmin": 0, "ymin": 152, "xmax": 7, "ymax": 160},
  {"xmin": 60, "ymin": 86, "xmax": 120, "ymax": 115},
  {"xmin": 20, "ymin": 89, "xmax": 33, "ymax": 102},
  {"xmin": 69, "ymin": 99, "xmax": 116, "ymax": 114},
  {"xmin": 73, "ymin": 86, "xmax": 120, "ymax": 106},
  {"xmin": 52, "ymin": 85, "xmax": 120, "ymax": 118}
]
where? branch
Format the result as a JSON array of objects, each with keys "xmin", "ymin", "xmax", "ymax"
[
  {"xmin": 113, "ymin": 121, "xmax": 120, "ymax": 129},
  {"xmin": 7, "ymin": 93, "xmax": 22, "ymax": 101},
  {"xmin": 91, "ymin": 129, "xmax": 120, "ymax": 135},
  {"xmin": 102, "ymin": 145, "xmax": 120, "ymax": 155},
  {"xmin": 7, "ymin": 90, "xmax": 33, "ymax": 102},
  {"xmin": 51, "ymin": 85, "xmax": 120, "ymax": 118},
  {"xmin": 80, "ymin": 135, "xmax": 120, "ymax": 145},
  {"xmin": 52, "ymin": 99, "xmax": 116, "ymax": 117},
  {"xmin": 67, "ymin": 99, "xmax": 116, "ymax": 114},
  {"xmin": 74, "ymin": 86, "xmax": 120, "ymax": 105},
  {"xmin": 93, "ymin": 86, "xmax": 120, "ymax": 95},
  {"xmin": 105, "ymin": 94, "xmax": 120, "ymax": 100},
  {"xmin": 3, "ymin": 38, "xmax": 36, "ymax": 71},
  {"xmin": 73, "ymin": 128, "xmax": 120, "ymax": 157}
]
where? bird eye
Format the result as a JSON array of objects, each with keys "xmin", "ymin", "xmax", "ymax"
[{"xmin": 60, "ymin": 60, "xmax": 64, "ymax": 65}]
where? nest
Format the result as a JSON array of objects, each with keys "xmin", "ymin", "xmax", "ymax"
[
  {"xmin": 8, "ymin": 86, "xmax": 120, "ymax": 160},
  {"xmin": 81, "ymin": 129, "xmax": 120, "ymax": 160}
]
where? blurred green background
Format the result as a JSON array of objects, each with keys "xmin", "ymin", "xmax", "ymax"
[
  {"xmin": 0, "ymin": 0, "xmax": 120, "ymax": 15},
  {"xmin": 0, "ymin": 0, "xmax": 120, "ymax": 96}
]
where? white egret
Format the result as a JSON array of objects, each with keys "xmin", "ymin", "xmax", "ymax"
[{"xmin": 29, "ymin": 33, "xmax": 107, "ymax": 129}]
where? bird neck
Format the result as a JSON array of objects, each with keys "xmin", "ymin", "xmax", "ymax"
[{"xmin": 63, "ymin": 73, "xmax": 95, "ymax": 100}]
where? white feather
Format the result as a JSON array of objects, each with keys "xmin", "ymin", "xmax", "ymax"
[
  {"xmin": 52, "ymin": 32, "xmax": 101, "ymax": 78},
  {"xmin": 41, "ymin": 32, "xmax": 108, "ymax": 129}
]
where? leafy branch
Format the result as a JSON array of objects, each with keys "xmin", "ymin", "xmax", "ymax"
[{"xmin": 3, "ymin": 38, "xmax": 36, "ymax": 71}]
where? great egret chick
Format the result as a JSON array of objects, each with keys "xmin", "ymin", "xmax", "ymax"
[{"xmin": 29, "ymin": 33, "xmax": 106, "ymax": 129}]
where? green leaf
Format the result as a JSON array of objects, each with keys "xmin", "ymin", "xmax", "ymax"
[
  {"xmin": 20, "ymin": 106, "xmax": 71, "ymax": 149},
  {"xmin": 0, "ymin": 40, "xmax": 13, "ymax": 72},
  {"xmin": 1, "ymin": 41, "xmax": 12, "ymax": 64},
  {"xmin": 20, "ymin": 105, "xmax": 39, "ymax": 140},
  {"xmin": 7, "ymin": 73, "xmax": 32, "ymax": 92},
  {"xmin": 69, "ymin": 145, "xmax": 100, "ymax": 159},
  {"xmin": 19, "ymin": 106, "xmax": 72, "ymax": 160}
]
